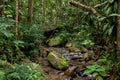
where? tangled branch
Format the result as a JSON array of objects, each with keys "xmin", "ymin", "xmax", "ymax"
[{"xmin": 69, "ymin": 0, "xmax": 108, "ymax": 18}]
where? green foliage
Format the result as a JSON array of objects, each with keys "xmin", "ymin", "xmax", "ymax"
[
  {"xmin": 0, "ymin": 71, "xmax": 5, "ymax": 80},
  {"xmin": 13, "ymin": 40, "xmax": 24, "ymax": 50},
  {"xmin": 0, "ymin": 60, "xmax": 13, "ymax": 69},
  {"xmin": 0, "ymin": 17, "xmax": 25, "ymax": 62},
  {"xmin": 84, "ymin": 53, "xmax": 114, "ymax": 80},
  {"xmin": 103, "ymin": 50, "xmax": 120, "ymax": 80},
  {"xmin": 0, "ymin": 17, "xmax": 44, "ymax": 61},
  {"xmin": 0, "ymin": 0, "xmax": 118, "ymax": 79},
  {"xmin": 0, "ymin": 61, "xmax": 45, "ymax": 80},
  {"xmin": 19, "ymin": 23, "xmax": 44, "ymax": 56},
  {"xmin": 0, "ymin": 17, "xmax": 14, "ymax": 45},
  {"xmin": 98, "ymin": 0, "xmax": 117, "ymax": 38},
  {"xmin": 68, "ymin": 25, "xmax": 94, "ymax": 49},
  {"xmin": 97, "ymin": 54, "xmax": 112, "ymax": 71},
  {"xmin": 6, "ymin": 63, "xmax": 45, "ymax": 80},
  {"xmin": 48, "ymin": 31, "xmax": 70, "ymax": 46},
  {"xmin": 84, "ymin": 63, "xmax": 106, "ymax": 80},
  {"xmin": 81, "ymin": 39, "xmax": 94, "ymax": 47}
]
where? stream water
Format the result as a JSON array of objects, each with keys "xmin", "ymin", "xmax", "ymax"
[{"xmin": 37, "ymin": 46, "xmax": 95, "ymax": 80}]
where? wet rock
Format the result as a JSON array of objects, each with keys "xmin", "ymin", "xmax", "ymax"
[
  {"xmin": 83, "ymin": 52, "xmax": 94, "ymax": 61},
  {"xmin": 69, "ymin": 52, "xmax": 83, "ymax": 60},
  {"xmin": 74, "ymin": 77, "xmax": 83, "ymax": 80},
  {"xmin": 65, "ymin": 42, "xmax": 72, "ymax": 48},
  {"xmin": 64, "ymin": 66, "xmax": 77, "ymax": 77},
  {"xmin": 83, "ymin": 53, "xmax": 89, "ymax": 60},
  {"xmin": 65, "ymin": 42, "xmax": 80, "ymax": 52},
  {"xmin": 47, "ymin": 51, "xmax": 68, "ymax": 70},
  {"xmin": 81, "ymin": 47, "xmax": 89, "ymax": 53}
]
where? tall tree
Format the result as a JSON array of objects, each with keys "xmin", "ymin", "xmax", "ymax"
[
  {"xmin": 18, "ymin": 0, "xmax": 22, "ymax": 22},
  {"xmin": 117, "ymin": 0, "xmax": 120, "ymax": 60},
  {"xmin": 28, "ymin": 0, "xmax": 33, "ymax": 23},
  {"xmin": 15, "ymin": 0, "xmax": 19, "ymax": 39},
  {"xmin": 42, "ymin": 0, "xmax": 46, "ymax": 25}
]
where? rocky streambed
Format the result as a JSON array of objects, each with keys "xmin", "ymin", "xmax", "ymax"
[{"xmin": 32, "ymin": 46, "xmax": 97, "ymax": 80}]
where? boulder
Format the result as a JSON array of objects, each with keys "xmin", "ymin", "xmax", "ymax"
[
  {"xmin": 48, "ymin": 36, "xmax": 63, "ymax": 46},
  {"xmin": 83, "ymin": 51, "xmax": 94, "ymax": 61},
  {"xmin": 47, "ymin": 51, "xmax": 68, "ymax": 70},
  {"xmin": 65, "ymin": 42, "xmax": 80, "ymax": 52}
]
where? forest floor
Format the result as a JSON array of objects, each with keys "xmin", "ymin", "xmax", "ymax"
[{"xmin": 32, "ymin": 45, "xmax": 105, "ymax": 80}]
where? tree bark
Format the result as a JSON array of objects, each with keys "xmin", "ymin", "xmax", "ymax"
[
  {"xmin": 117, "ymin": 0, "xmax": 120, "ymax": 60},
  {"xmin": 18, "ymin": 0, "xmax": 22, "ymax": 22},
  {"xmin": 28, "ymin": 0, "xmax": 33, "ymax": 23},
  {"xmin": 15, "ymin": 0, "xmax": 19, "ymax": 39},
  {"xmin": 42, "ymin": 0, "xmax": 46, "ymax": 25}
]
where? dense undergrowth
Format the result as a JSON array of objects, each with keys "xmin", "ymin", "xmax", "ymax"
[
  {"xmin": 0, "ymin": 60, "xmax": 45, "ymax": 80},
  {"xmin": 0, "ymin": 0, "xmax": 119, "ymax": 80},
  {"xmin": 0, "ymin": 17, "xmax": 45, "ymax": 80}
]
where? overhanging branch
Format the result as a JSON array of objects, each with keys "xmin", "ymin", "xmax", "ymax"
[{"xmin": 69, "ymin": 0, "xmax": 102, "ymax": 17}]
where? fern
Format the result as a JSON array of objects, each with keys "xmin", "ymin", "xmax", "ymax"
[
  {"xmin": 6, "ymin": 63, "xmax": 45, "ymax": 80},
  {"xmin": 0, "ymin": 71, "xmax": 5, "ymax": 80}
]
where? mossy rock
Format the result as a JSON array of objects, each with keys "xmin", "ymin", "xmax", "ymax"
[
  {"xmin": 47, "ymin": 51, "xmax": 68, "ymax": 70},
  {"xmin": 48, "ymin": 36, "xmax": 63, "ymax": 46}
]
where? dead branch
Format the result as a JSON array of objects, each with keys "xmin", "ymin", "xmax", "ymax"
[{"xmin": 69, "ymin": 0, "xmax": 102, "ymax": 17}]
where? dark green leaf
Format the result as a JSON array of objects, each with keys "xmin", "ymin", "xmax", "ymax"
[
  {"xmin": 92, "ymin": 72, "xmax": 98, "ymax": 77},
  {"xmin": 103, "ymin": 24, "xmax": 108, "ymax": 31},
  {"xmin": 98, "ymin": 17, "xmax": 106, "ymax": 21},
  {"xmin": 99, "ymin": 71, "xmax": 106, "ymax": 76},
  {"xmin": 83, "ymin": 69, "xmax": 94, "ymax": 75},
  {"xmin": 109, "ymin": 14, "xmax": 120, "ymax": 17},
  {"xmin": 108, "ymin": 0, "xmax": 114, "ymax": 3},
  {"xmin": 108, "ymin": 26, "xmax": 114, "ymax": 36},
  {"xmin": 97, "ymin": 76, "xmax": 103, "ymax": 80},
  {"xmin": 2, "ymin": 31, "xmax": 14, "ymax": 38},
  {"xmin": 86, "ymin": 65, "xmax": 96, "ymax": 69},
  {"xmin": 96, "ymin": 67, "xmax": 105, "ymax": 72}
]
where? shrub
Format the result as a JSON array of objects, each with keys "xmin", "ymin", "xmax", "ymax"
[
  {"xmin": 19, "ymin": 23, "xmax": 44, "ymax": 56},
  {"xmin": 6, "ymin": 63, "xmax": 45, "ymax": 80},
  {"xmin": 84, "ymin": 63, "xmax": 106, "ymax": 80},
  {"xmin": 0, "ymin": 71, "xmax": 5, "ymax": 80}
]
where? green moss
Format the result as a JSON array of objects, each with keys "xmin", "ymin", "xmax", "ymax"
[
  {"xmin": 47, "ymin": 51, "xmax": 68, "ymax": 70},
  {"xmin": 48, "ymin": 36, "xmax": 63, "ymax": 46}
]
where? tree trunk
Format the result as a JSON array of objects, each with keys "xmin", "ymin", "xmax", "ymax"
[
  {"xmin": 28, "ymin": 0, "xmax": 33, "ymax": 23},
  {"xmin": 18, "ymin": 0, "xmax": 22, "ymax": 22},
  {"xmin": 0, "ymin": 0, "xmax": 3, "ymax": 16},
  {"xmin": 15, "ymin": 0, "xmax": 19, "ymax": 39},
  {"xmin": 42, "ymin": 0, "xmax": 46, "ymax": 25},
  {"xmin": 117, "ymin": 0, "xmax": 120, "ymax": 60}
]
